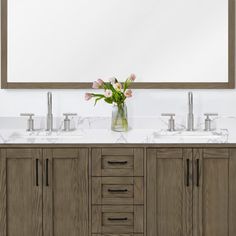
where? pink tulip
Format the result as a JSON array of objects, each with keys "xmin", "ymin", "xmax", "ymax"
[
  {"xmin": 124, "ymin": 89, "xmax": 132, "ymax": 98},
  {"xmin": 85, "ymin": 93, "xmax": 93, "ymax": 101},
  {"xmin": 104, "ymin": 89, "xmax": 112, "ymax": 98},
  {"xmin": 129, "ymin": 74, "xmax": 136, "ymax": 81},
  {"xmin": 97, "ymin": 79, "xmax": 104, "ymax": 86},
  {"xmin": 92, "ymin": 81, "xmax": 100, "ymax": 89},
  {"xmin": 113, "ymin": 82, "xmax": 122, "ymax": 91}
]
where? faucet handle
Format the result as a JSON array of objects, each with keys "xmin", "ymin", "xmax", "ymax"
[
  {"xmin": 161, "ymin": 113, "xmax": 175, "ymax": 131},
  {"xmin": 20, "ymin": 113, "xmax": 35, "ymax": 131},
  {"xmin": 204, "ymin": 113, "xmax": 218, "ymax": 118},
  {"xmin": 204, "ymin": 113, "xmax": 218, "ymax": 131},
  {"xmin": 63, "ymin": 113, "xmax": 77, "ymax": 119},
  {"xmin": 161, "ymin": 113, "xmax": 175, "ymax": 118},
  {"xmin": 20, "ymin": 113, "xmax": 34, "ymax": 118},
  {"xmin": 63, "ymin": 113, "xmax": 77, "ymax": 131}
]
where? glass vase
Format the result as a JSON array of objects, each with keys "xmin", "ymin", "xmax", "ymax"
[{"xmin": 111, "ymin": 103, "xmax": 128, "ymax": 132}]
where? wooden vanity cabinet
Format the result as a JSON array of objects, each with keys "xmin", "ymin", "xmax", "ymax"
[
  {"xmin": 0, "ymin": 148, "xmax": 89, "ymax": 236},
  {"xmin": 91, "ymin": 148, "xmax": 144, "ymax": 235},
  {"xmin": 147, "ymin": 148, "xmax": 193, "ymax": 236},
  {"xmin": 42, "ymin": 148, "xmax": 89, "ymax": 236},
  {"xmin": 192, "ymin": 148, "xmax": 236, "ymax": 236},
  {"xmin": 146, "ymin": 148, "xmax": 236, "ymax": 236},
  {"xmin": 0, "ymin": 149, "xmax": 43, "ymax": 236},
  {"xmin": 0, "ymin": 146, "xmax": 236, "ymax": 236}
]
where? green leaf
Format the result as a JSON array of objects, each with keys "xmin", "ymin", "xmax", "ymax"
[
  {"xmin": 92, "ymin": 93, "xmax": 105, "ymax": 98},
  {"xmin": 104, "ymin": 97, "xmax": 113, "ymax": 104},
  {"xmin": 113, "ymin": 92, "xmax": 121, "ymax": 103},
  {"xmin": 107, "ymin": 83, "xmax": 116, "ymax": 93},
  {"xmin": 94, "ymin": 97, "xmax": 103, "ymax": 106},
  {"xmin": 123, "ymin": 79, "xmax": 131, "ymax": 92}
]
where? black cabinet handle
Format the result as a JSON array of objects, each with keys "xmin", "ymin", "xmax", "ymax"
[
  {"xmin": 108, "ymin": 217, "xmax": 128, "ymax": 221},
  {"xmin": 36, "ymin": 159, "xmax": 39, "ymax": 186},
  {"xmin": 196, "ymin": 159, "xmax": 200, "ymax": 187},
  {"xmin": 46, "ymin": 159, "xmax": 49, "ymax": 186},
  {"xmin": 108, "ymin": 189, "xmax": 128, "ymax": 193},
  {"xmin": 186, "ymin": 159, "xmax": 190, "ymax": 187},
  {"xmin": 107, "ymin": 161, "xmax": 128, "ymax": 165}
]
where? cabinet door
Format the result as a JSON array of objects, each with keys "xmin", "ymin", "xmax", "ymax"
[
  {"xmin": 0, "ymin": 149, "xmax": 43, "ymax": 236},
  {"xmin": 43, "ymin": 148, "xmax": 89, "ymax": 236},
  {"xmin": 147, "ymin": 148, "xmax": 193, "ymax": 236},
  {"xmin": 193, "ymin": 148, "xmax": 236, "ymax": 236}
]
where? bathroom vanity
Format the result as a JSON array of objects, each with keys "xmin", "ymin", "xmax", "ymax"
[
  {"xmin": 0, "ymin": 0, "xmax": 235, "ymax": 234},
  {"xmin": 0, "ymin": 142, "xmax": 235, "ymax": 236}
]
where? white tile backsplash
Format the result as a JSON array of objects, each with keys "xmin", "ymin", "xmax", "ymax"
[{"xmin": 0, "ymin": 89, "xmax": 236, "ymax": 119}]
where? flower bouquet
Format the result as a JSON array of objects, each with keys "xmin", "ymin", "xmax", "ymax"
[{"xmin": 85, "ymin": 74, "xmax": 136, "ymax": 132}]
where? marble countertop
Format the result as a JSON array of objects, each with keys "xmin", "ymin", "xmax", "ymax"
[
  {"xmin": 0, "ymin": 116, "xmax": 234, "ymax": 144},
  {"xmin": 0, "ymin": 128, "xmax": 229, "ymax": 144}
]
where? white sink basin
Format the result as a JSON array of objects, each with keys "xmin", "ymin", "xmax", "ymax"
[{"xmin": 150, "ymin": 130, "xmax": 229, "ymax": 143}]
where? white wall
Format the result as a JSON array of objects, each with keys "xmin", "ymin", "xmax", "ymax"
[
  {"xmin": 0, "ymin": 2, "xmax": 236, "ymax": 120},
  {"xmin": 0, "ymin": 89, "xmax": 236, "ymax": 119}
]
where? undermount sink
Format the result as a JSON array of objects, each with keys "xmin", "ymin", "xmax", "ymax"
[{"xmin": 150, "ymin": 129, "xmax": 229, "ymax": 143}]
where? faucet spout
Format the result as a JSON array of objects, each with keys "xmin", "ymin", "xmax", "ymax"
[
  {"xmin": 46, "ymin": 92, "xmax": 53, "ymax": 131},
  {"xmin": 187, "ymin": 92, "xmax": 194, "ymax": 131}
]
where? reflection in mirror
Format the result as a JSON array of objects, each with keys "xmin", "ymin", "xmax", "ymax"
[{"xmin": 1, "ymin": 0, "xmax": 235, "ymax": 88}]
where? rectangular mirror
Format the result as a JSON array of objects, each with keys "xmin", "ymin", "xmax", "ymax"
[{"xmin": 1, "ymin": 0, "xmax": 235, "ymax": 89}]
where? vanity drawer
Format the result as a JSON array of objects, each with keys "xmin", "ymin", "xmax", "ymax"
[
  {"xmin": 92, "ymin": 177, "xmax": 143, "ymax": 205},
  {"xmin": 92, "ymin": 148, "xmax": 144, "ymax": 176},
  {"xmin": 92, "ymin": 205, "xmax": 144, "ymax": 233},
  {"xmin": 102, "ymin": 185, "xmax": 133, "ymax": 198},
  {"xmin": 102, "ymin": 156, "xmax": 133, "ymax": 169},
  {"xmin": 103, "ymin": 213, "xmax": 133, "ymax": 226}
]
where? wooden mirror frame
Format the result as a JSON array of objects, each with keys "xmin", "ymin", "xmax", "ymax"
[{"xmin": 1, "ymin": 0, "xmax": 235, "ymax": 89}]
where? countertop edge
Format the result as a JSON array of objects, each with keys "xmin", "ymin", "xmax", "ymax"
[{"xmin": 0, "ymin": 143, "xmax": 235, "ymax": 148}]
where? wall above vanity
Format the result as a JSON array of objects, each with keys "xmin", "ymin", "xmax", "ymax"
[{"xmin": 1, "ymin": 0, "xmax": 235, "ymax": 89}]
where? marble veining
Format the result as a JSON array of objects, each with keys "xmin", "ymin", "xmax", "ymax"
[{"xmin": 0, "ymin": 116, "xmax": 234, "ymax": 144}]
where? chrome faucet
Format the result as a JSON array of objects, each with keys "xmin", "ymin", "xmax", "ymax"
[
  {"xmin": 46, "ymin": 92, "xmax": 53, "ymax": 131},
  {"xmin": 187, "ymin": 92, "xmax": 194, "ymax": 131}
]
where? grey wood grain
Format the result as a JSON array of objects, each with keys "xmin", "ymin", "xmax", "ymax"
[
  {"xmin": 0, "ymin": 150, "xmax": 6, "ymax": 236},
  {"xmin": 92, "ymin": 148, "xmax": 143, "ymax": 177},
  {"xmin": 43, "ymin": 148, "xmax": 89, "ymax": 236},
  {"xmin": 194, "ymin": 148, "xmax": 234, "ymax": 236},
  {"xmin": 147, "ymin": 148, "xmax": 192, "ymax": 236},
  {"xmin": 229, "ymin": 149, "xmax": 236, "ymax": 236},
  {"xmin": 92, "ymin": 205, "xmax": 143, "ymax": 234},
  {"xmin": 0, "ymin": 148, "xmax": 42, "ymax": 236},
  {"xmin": 92, "ymin": 176, "xmax": 143, "ymax": 205}
]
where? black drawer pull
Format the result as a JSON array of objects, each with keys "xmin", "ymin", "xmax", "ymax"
[
  {"xmin": 196, "ymin": 159, "xmax": 200, "ymax": 187},
  {"xmin": 46, "ymin": 159, "xmax": 49, "ymax": 186},
  {"xmin": 108, "ymin": 217, "xmax": 128, "ymax": 221},
  {"xmin": 107, "ymin": 161, "xmax": 128, "ymax": 165},
  {"xmin": 108, "ymin": 189, "xmax": 128, "ymax": 193},
  {"xmin": 36, "ymin": 159, "xmax": 39, "ymax": 186},
  {"xmin": 186, "ymin": 159, "xmax": 190, "ymax": 187}
]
